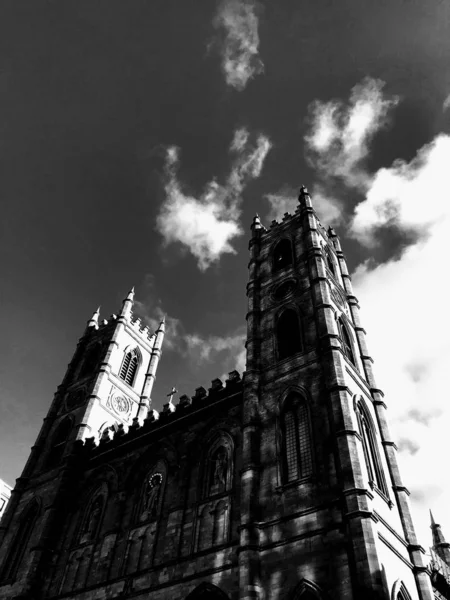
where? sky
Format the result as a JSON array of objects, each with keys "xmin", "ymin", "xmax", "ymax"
[{"xmin": 1, "ymin": 0, "xmax": 450, "ymax": 556}]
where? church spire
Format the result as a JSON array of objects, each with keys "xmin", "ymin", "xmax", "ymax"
[{"xmin": 430, "ymin": 510, "xmax": 450, "ymax": 566}]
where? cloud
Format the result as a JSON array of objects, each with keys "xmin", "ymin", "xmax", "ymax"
[
  {"xmin": 156, "ymin": 128, "xmax": 271, "ymax": 270},
  {"xmin": 134, "ymin": 275, "xmax": 246, "ymax": 374},
  {"xmin": 212, "ymin": 0, "xmax": 264, "ymax": 91},
  {"xmin": 351, "ymin": 134, "xmax": 450, "ymax": 245},
  {"xmin": 305, "ymin": 77, "xmax": 399, "ymax": 188},
  {"xmin": 264, "ymin": 185, "xmax": 344, "ymax": 225},
  {"xmin": 185, "ymin": 331, "xmax": 246, "ymax": 374},
  {"xmin": 349, "ymin": 131, "xmax": 450, "ymax": 548},
  {"xmin": 443, "ymin": 93, "xmax": 450, "ymax": 112}
]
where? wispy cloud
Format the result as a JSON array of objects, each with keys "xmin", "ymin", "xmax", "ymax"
[
  {"xmin": 185, "ymin": 330, "xmax": 246, "ymax": 374},
  {"xmin": 305, "ymin": 77, "xmax": 399, "ymax": 189},
  {"xmin": 212, "ymin": 0, "xmax": 264, "ymax": 91},
  {"xmin": 156, "ymin": 127, "xmax": 271, "ymax": 270}
]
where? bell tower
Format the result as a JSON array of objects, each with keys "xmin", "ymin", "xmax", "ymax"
[
  {"xmin": 0, "ymin": 289, "xmax": 164, "ymax": 598},
  {"xmin": 240, "ymin": 187, "xmax": 434, "ymax": 600}
]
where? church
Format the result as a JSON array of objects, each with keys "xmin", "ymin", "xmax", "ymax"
[{"xmin": 0, "ymin": 187, "xmax": 449, "ymax": 600}]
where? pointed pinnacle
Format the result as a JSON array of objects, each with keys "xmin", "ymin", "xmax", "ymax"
[
  {"xmin": 88, "ymin": 306, "xmax": 100, "ymax": 327},
  {"xmin": 126, "ymin": 287, "xmax": 135, "ymax": 301},
  {"xmin": 430, "ymin": 509, "xmax": 437, "ymax": 527}
]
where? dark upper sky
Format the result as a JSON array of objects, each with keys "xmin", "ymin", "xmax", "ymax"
[{"xmin": 1, "ymin": 1, "xmax": 449, "ymax": 544}]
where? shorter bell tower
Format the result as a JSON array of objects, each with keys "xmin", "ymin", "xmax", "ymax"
[{"xmin": 0, "ymin": 289, "xmax": 165, "ymax": 598}]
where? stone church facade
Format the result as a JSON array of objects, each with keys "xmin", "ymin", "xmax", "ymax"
[{"xmin": 0, "ymin": 187, "xmax": 446, "ymax": 599}]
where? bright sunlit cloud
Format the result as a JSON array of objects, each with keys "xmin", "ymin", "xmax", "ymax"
[
  {"xmin": 156, "ymin": 128, "xmax": 271, "ymax": 270},
  {"xmin": 212, "ymin": 0, "xmax": 264, "ymax": 91},
  {"xmin": 305, "ymin": 77, "xmax": 399, "ymax": 189}
]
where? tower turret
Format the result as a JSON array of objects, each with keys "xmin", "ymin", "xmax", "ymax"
[{"xmin": 431, "ymin": 511, "xmax": 450, "ymax": 566}]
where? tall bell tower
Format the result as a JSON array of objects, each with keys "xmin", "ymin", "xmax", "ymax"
[{"xmin": 240, "ymin": 187, "xmax": 434, "ymax": 600}]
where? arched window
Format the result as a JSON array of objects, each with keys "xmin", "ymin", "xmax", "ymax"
[
  {"xmin": 119, "ymin": 348, "xmax": 140, "ymax": 386},
  {"xmin": 79, "ymin": 344, "xmax": 103, "ymax": 379},
  {"xmin": 338, "ymin": 318, "xmax": 356, "ymax": 366},
  {"xmin": 44, "ymin": 418, "xmax": 72, "ymax": 469},
  {"xmin": 325, "ymin": 248, "xmax": 336, "ymax": 276},
  {"xmin": 273, "ymin": 239, "xmax": 293, "ymax": 272},
  {"xmin": 186, "ymin": 582, "xmax": 231, "ymax": 600},
  {"xmin": 203, "ymin": 435, "xmax": 233, "ymax": 499},
  {"xmin": 356, "ymin": 399, "xmax": 389, "ymax": 497},
  {"xmin": 392, "ymin": 580, "xmax": 412, "ymax": 600},
  {"xmin": 1, "ymin": 499, "xmax": 39, "ymax": 582},
  {"xmin": 277, "ymin": 309, "xmax": 302, "ymax": 360},
  {"xmin": 290, "ymin": 578, "xmax": 323, "ymax": 600},
  {"xmin": 79, "ymin": 495, "xmax": 104, "ymax": 543},
  {"xmin": 282, "ymin": 394, "xmax": 314, "ymax": 483}
]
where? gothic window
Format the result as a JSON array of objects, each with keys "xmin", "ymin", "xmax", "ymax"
[
  {"xmin": 356, "ymin": 399, "xmax": 389, "ymax": 497},
  {"xmin": 186, "ymin": 582, "xmax": 231, "ymax": 599},
  {"xmin": 119, "ymin": 348, "xmax": 140, "ymax": 386},
  {"xmin": 392, "ymin": 581, "xmax": 412, "ymax": 600},
  {"xmin": 290, "ymin": 579, "xmax": 323, "ymax": 599},
  {"xmin": 282, "ymin": 394, "xmax": 314, "ymax": 483},
  {"xmin": 325, "ymin": 248, "xmax": 336, "ymax": 276},
  {"xmin": 338, "ymin": 318, "xmax": 356, "ymax": 366},
  {"xmin": 1, "ymin": 499, "xmax": 39, "ymax": 582},
  {"xmin": 79, "ymin": 495, "xmax": 103, "ymax": 543},
  {"xmin": 79, "ymin": 344, "xmax": 103, "ymax": 378},
  {"xmin": 44, "ymin": 417, "xmax": 72, "ymax": 469},
  {"xmin": 273, "ymin": 239, "xmax": 293, "ymax": 272},
  {"xmin": 203, "ymin": 436, "xmax": 233, "ymax": 498},
  {"xmin": 277, "ymin": 309, "xmax": 302, "ymax": 360}
]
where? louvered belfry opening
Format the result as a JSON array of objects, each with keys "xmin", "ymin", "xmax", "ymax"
[
  {"xmin": 119, "ymin": 350, "xmax": 138, "ymax": 386},
  {"xmin": 277, "ymin": 309, "xmax": 302, "ymax": 360},
  {"xmin": 283, "ymin": 395, "xmax": 313, "ymax": 483}
]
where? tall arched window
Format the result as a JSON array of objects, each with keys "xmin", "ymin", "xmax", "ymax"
[
  {"xmin": 273, "ymin": 239, "xmax": 293, "ymax": 272},
  {"xmin": 79, "ymin": 344, "xmax": 103, "ymax": 379},
  {"xmin": 282, "ymin": 394, "xmax": 314, "ymax": 483},
  {"xmin": 186, "ymin": 582, "xmax": 231, "ymax": 600},
  {"xmin": 44, "ymin": 418, "xmax": 72, "ymax": 469},
  {"xmin": 79, "ymin": 494, "xmax": 104, "ymax": 543},
  {"xmin": 119, "ymin": 348, "xmax": 140, "ymax": 386},
  {"xmin": 356, "ymin": 399, "xmax": 389, "ymax": 497},
  {"xmin": 325, "ymin": 248, "xmax": 336, "ymax": 276},
  {"xmin": 277, "ymin": 310, "xmax": 302, "ymax": 360},
  {"xmin": 338, "ymin": 318, "xmax": 356, "ymax": 366},
  {"xmin": 1, "ymin": 499, "xmax": 39, "ymax": 582}
]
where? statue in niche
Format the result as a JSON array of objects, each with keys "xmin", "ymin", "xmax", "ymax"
[
  {"xmin": 210, "ymin": 448, "xmax": 228, "ymax": 494},
  {"xmin": 83, "ymin": 497, "xmax": 102, "ymax": 540},
  {"xmin": 143, "ymin": 473, "xmax": 162, "ymax": 519}
]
